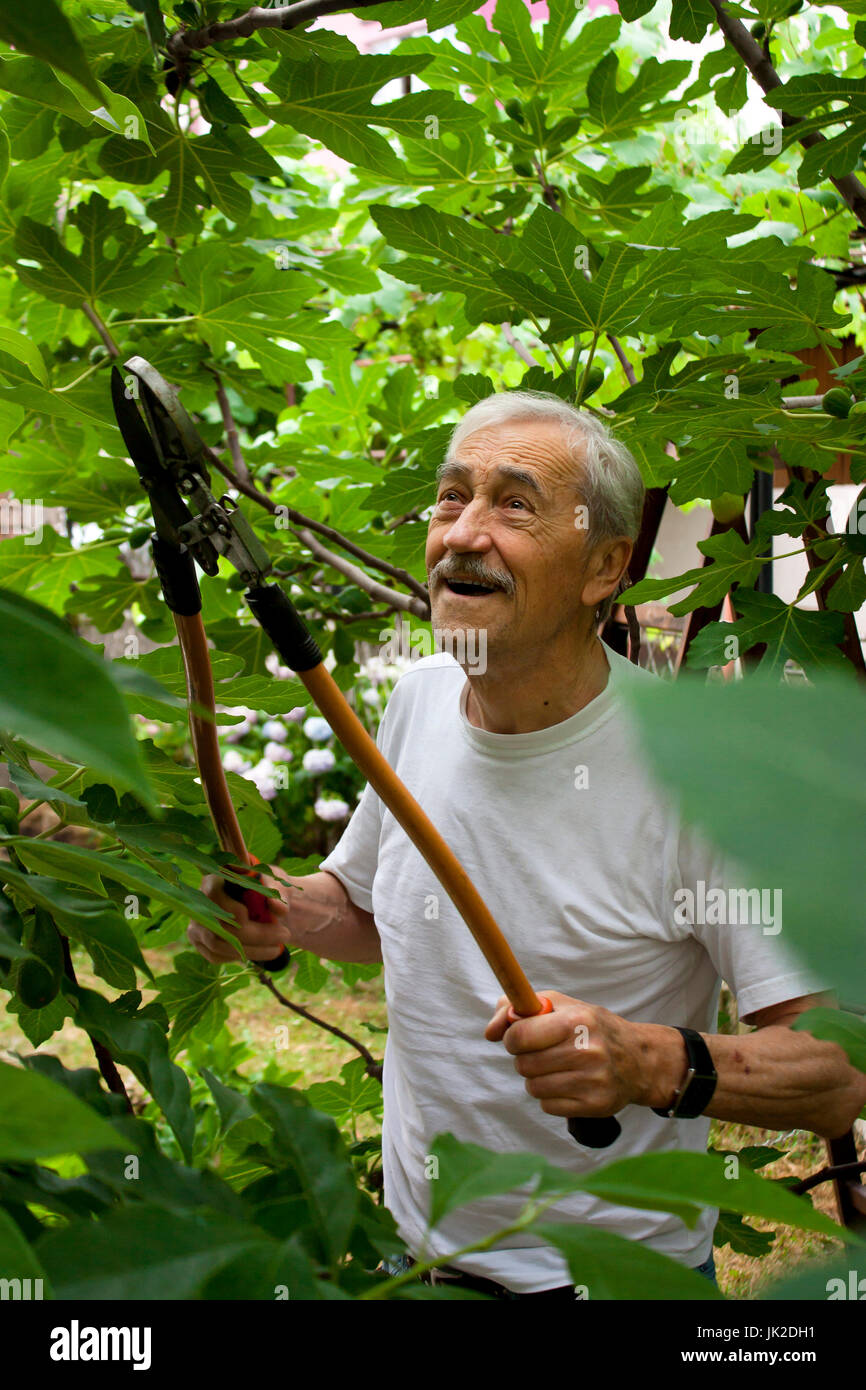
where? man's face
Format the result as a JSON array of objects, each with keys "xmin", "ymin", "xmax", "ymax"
[{"xmin": 425, "ymin": 419, "xmax": 597, "ymax": 655}]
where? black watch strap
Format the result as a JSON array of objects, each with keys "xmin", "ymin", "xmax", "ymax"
[{"xmin": 651, "ymin": 1026, "xmax": 717, "ymax": 1119}]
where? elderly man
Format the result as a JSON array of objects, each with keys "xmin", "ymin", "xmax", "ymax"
[{"xmin": 188, "ymin": 391, "xmax": 864, "ymax": 1298}]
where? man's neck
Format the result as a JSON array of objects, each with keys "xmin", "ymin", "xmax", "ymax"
[{"xmin": 463, "ymin": 633, "xmax": 612, "ymax": 734}]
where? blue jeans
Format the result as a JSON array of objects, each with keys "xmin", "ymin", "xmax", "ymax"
[
  {"xmin": 382, "ymin": 1250, "xmax": 718, "ymax": 1291},
  {"xmin": 694, "ymin": 1253, "xmax": 718, "ymax": 1285}
]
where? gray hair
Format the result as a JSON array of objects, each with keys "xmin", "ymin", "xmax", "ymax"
[{"xmin": 441, "ymin": 390, "xmax": 646, "ymax": 624}]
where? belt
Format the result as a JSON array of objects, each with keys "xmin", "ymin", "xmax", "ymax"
[{"xmin": 422, "ymin": 1264, "xmax": 577, "ymax": 1301}]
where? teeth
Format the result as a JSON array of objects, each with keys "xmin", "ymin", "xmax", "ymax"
[{"xmin": 446, "ymin": 580, "xmax": 494, "ymax": 595}]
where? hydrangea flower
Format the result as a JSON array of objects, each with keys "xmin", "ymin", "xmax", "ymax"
[
  {"xmin": 264, "ymin": 741, "xmax": 293, "ymax": 763},
  {"xmin": 266, "ymin": 652, "xmax": 293, "ymax": 680},
  {"xmin": 243, "ymin": 758, "xmax": 278, "ymax": 800},
  {"xmin": 303, "ymin": 715, "xmax": 333, "ymax": 743},
  {"xmin": 285, "ymin": 706, "xmax": 307, "ymax": 724},
  {"xmin": 302, "ymin": 748, "xmax": 335, "ymax": 774},
  {"xmin": 261, "ymin": 720, "xmax": 288, "ymax": 742},
  {"xmin": 314, "ymin": 797, "xmax": 350, "ymax": 822},
  {"xmin": 222, "ymin": 750, "xmax": 252, "ymax": 774}
]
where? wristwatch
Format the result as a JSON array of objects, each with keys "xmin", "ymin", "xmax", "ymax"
[{"xmin": 651, "ymin": 1027, "xmax": 718, "ymax": 1119}]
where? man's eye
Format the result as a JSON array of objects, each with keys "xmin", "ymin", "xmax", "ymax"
[{"xmin": 505, "ymin": 498, "xmax": 527, "ymax": 510}]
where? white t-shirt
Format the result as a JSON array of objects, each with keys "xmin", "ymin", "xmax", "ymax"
[{"xmin": 319, "ymin": 647, "xmax": 824, "ymax": 1293}]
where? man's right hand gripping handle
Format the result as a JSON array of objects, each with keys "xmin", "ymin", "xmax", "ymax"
[{"xmin": 188, "ymin": 872, "xmax": 294, "ymax": 971}]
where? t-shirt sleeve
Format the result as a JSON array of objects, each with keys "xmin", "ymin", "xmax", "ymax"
[
  {"xmin": 317, "ymin": 693, "xmax": 394, "ymax": 915},
  {"xmin": 676, "ymin": 820, "xmax": 831, "ymax": 1023}
]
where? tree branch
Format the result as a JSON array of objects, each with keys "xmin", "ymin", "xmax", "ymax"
[
  {"xmin": 82, "ymin": 302, "xmax": 120, "ymax": 358},
  {"xmin": 60, "ymin": 935, "xmax": 134, "ymax": 1113},
  {"xmin": 709, "ymin": 0, "xmax": 866, "ymax": 225},
  {"xmin": 607, "ymin": 333, "xmax": 637, "ymax": 387},
  {"xmin": 295, "ymin": 525, "xmax": 430, "ymax": 617},
  {"xmin": 792, "ymin": 1159, "xmax": 866, "ymax": 1195},
  {"xmin": 384, "ymin": 510, "xmax": 422, "ymax": 531},
  {"xmin": 781, "ymin": 395, "xmax": 827, "ymax": 409},
  {"xmin": 206, "ymin": 367, "xmax": 251, "ymax": 487},
  {"xmin": 167, "ymin": 0, "xmax": 387, "ymax": 65},
  {"xmin": 501, "ymin": 322, "xmax": 540, "ymax": 369},
  {"xmin": 207, "ymin": 448, "xmax": 431, "ymax": 605}
]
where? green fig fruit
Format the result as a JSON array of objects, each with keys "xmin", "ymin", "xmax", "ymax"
[
  {"xmin": 711, "ymin": 493, "xmax": 746, "ymax": 524},
  {"xmin": 822, "ymin": 387, "xmax": 853, "ymax": 419},
  {"xmin": 17, "ymin": 957, "xmax": 59, "ymax": 1010},
  {"xmin": 578, "ymin": 364, "xmax": 605, "ymax": 401}
]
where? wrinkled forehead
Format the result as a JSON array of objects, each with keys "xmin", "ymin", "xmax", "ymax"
[{"xmin": 437, "ymin": 419, "xmax": 583, "ymax": 493}]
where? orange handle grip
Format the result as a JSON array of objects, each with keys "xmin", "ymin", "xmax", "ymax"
[{"xmin": 506, "ymin": 996, "xmax": 554, "ymax": 1022}]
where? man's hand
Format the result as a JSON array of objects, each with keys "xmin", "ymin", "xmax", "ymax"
[
  {"xmin": 188, "ymin": 872, "xmax": 294, "ymax": 966},
  {"xmin": 485, "ymin": 989, "xmax": 682, "ymax": 1118},
  {"xmin": 487, "ymin": 988, "xmax": 866, "ymax": 1137}
]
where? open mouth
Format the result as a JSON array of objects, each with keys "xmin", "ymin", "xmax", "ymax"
[{"xmin": 443, "ymin": 579, "xmax": 500, "ymax": 597}]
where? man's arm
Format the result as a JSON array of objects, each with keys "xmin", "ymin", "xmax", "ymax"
[
  {"xmin": 486, "ymin": 990, "xmax": 866, "ymax": 1140},
  {"xmin": 188, "ymin": 869, "xmax": 382, "ymax": 966}
]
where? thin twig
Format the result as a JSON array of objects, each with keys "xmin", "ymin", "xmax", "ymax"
[
  {"xmin": 255, "ymin": 968, "xmax": 383, "ymax": 1081},
  {"xmin": 206, "ymin": 367, "xmax": 251, "ymax": 487},
  {"xmin": 295, "ymin": 525, "xmax": 429, "ymax": 617}
]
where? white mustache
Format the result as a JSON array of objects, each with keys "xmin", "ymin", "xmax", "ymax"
[{"xmin": 431, "ymin": 560, "xmax": 515, "ymax": 593}]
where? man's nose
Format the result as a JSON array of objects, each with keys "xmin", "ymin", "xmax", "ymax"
[{"xmin": 441, "ymin": 497, "xmax": 493, "ymax": 552}]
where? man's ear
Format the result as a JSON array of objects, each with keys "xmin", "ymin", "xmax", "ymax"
[{"xmin": 580, "ymin": 536, "xmax": 633, "ymax": 614}]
